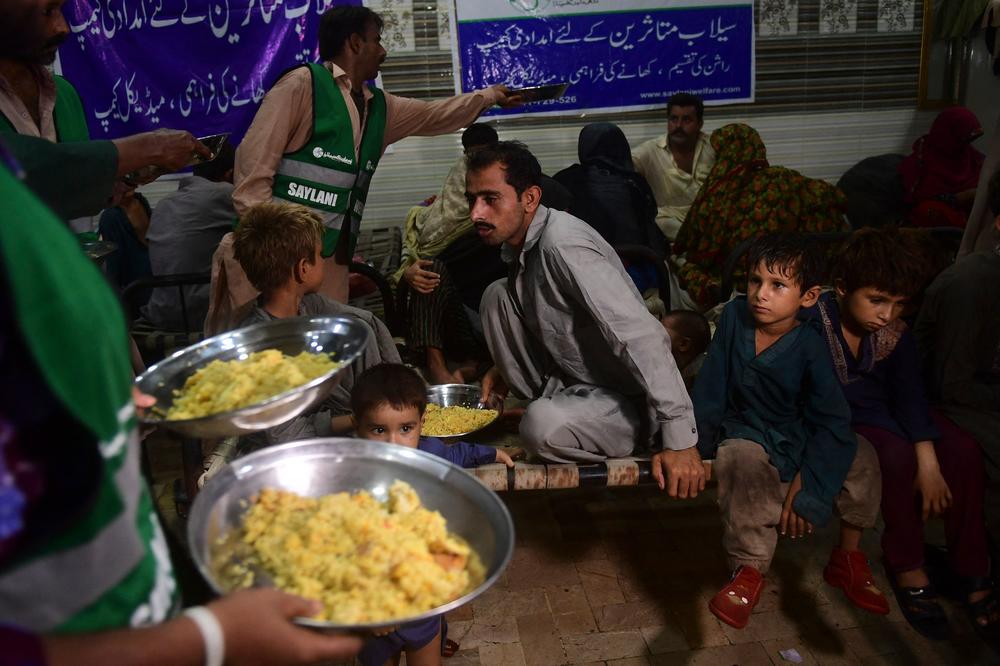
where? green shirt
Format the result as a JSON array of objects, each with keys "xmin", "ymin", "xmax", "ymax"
[{"xmin": 0, "ymin": 153, "xmax": 177, "ymax": 632}]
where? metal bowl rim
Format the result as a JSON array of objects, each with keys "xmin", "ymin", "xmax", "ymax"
[
  {"xmin": 187, "ymin": 438, "xmax": 515, "ymax": 630},
  {"xmin": 135, "ymin": 315, "xmax": 364, "ymax": 427}
]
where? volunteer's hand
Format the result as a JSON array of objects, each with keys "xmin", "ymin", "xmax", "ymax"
[
  {"xmin": 650, "ymin": 446, "xmax": 706, "ymax": 498},
  {"xmin": 114, "ymin": 129, "xmax": 210, "ymax": 181},
  {"xmin": 480, "ymin": 366, "xmax": 509, "ymax": 403},
  {"xmin": 403, "ymin": 259, "xmax": 441, "ymax": 294},
  {"xmin": 208, "ymin": 588, "xmax": 363, "ymax": 665},
  {"xmin": 492, "ymin": 84, "xmax": 523, "ymax": 109},
  {"xmin": 779, "ymin": 472, "xmax": 813, "ymax": 539}
]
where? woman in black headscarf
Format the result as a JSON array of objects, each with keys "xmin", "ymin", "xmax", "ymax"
[{"xmin": 554, "ymin": 122, "xmax": 666, "ymax": 256}]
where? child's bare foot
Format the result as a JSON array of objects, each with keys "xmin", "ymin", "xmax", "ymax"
[
  {"xmin": 425, "ymin": 346, "xmax": 463, "ymax": 385},
  {"xmin": 426, "ymin": 363, "xmax": 462, "ymax": 385},
  {"xmin": 454, "ymin": 364, "xmax": 477, "ymax": 383}
]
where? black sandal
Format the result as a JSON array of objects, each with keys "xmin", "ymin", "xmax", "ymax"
[
  {"xmin": 924, "ymin": 545, "xmax": 1000, "ymax": 640},
  {"xmin": 885, "ymin": 560, "xmax": 950, "ymax": 640}
]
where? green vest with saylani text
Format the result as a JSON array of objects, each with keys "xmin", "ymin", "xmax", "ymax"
[
  {"xmin": 272, "ymin": 63, "xmax": 386, "ymax": 257},
  {"xmin": 0, "ymin": 75, "xmax": 90, "ymax": 141}
]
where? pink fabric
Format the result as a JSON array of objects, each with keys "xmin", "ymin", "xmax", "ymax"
[{"xmin": 899, "ymin": 107, "xmax": 985, "ymax": 205}]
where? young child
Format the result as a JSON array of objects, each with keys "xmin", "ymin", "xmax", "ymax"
[
  {"xmin": 350, "ymin": 363, "xmax": 514, "ymax": 666},
  {"xmin": 661, "ymin": 308, "xmax": 711, "ymax": 385},
  {"xmin": 232, "ymin": 202, "xmax": 400, "ymax": 445},
  {"xmin": 819, "ymin": 227, "xmax": 996, "ymax": 639},
  {"xmin": 692, "ymin": 233, "xmax": 887, "ymax": 630}
]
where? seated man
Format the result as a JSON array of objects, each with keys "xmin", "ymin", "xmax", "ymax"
[
  {"xmin": 233, "ymin": 202, "xmax": 400, "ymax": 446},
  {"xmin": 473, "ymin": 142, "xmax": 702, "ymax": 494},
  {"xmin": 142, "ymin": 139, "xmax": 238, "ymax": 331},
  {"xmin": 632, "ymin": 92, "xmax": 715, "ymax": 241},
  {"xmin": 394, "ymin": 123, "xmax": 499, "ymax": 384},
  {"xmin": 398, "ymin": 124, "xmax": 572, "ymax": 384},
  {"xmin": 97, "ymin": 188, "xmax": 152, "ymax": 300},
  {"xmin": 915, "ymin": 168, "xmax": 1000, "ymax": 555}
]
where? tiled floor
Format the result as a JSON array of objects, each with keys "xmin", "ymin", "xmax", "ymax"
[{"xmin": 147, "ymin": 434, "xmax": 1000, "ymax": 665}]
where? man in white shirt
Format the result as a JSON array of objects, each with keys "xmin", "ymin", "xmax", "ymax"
[{"xmin": 632, "ymin": 93, "xmax": 715, "ymax": 241}]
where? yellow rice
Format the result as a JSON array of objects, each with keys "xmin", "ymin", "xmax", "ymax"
[
  {"xmin": 166, "ymin": 349, "xmax": 339, "ymax": 420},
  {"xmin": 228, "ymin": 481, "xmax": 484, "ymax": 623},
  {"xmin": 422, "ymin": 404, "xmax": 498, "ymax": 437}
]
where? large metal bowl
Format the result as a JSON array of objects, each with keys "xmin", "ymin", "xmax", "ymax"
[
  {"xmin": 135, "ymin": 316, "xmax": 370, "ymax": 439},
  {"xmin": 187, "ymin": 438, "xmax": 515, "ymax": 631},
  {"xmin": 425, "ymin": 384, "xmax": 504, "ymax": 439}
]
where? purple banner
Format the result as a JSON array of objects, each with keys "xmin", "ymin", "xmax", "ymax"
[{"xmin": 59, "ymin": 0, "xmax": 361, "ymax": 143}]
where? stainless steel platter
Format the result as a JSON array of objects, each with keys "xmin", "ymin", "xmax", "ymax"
[
  {"xmin": 135, "ymin": 316, "xmax": 369, "ymax": 439},
  {"xmin": 187, "ymin": 438, "xmax": 515, "ymax": 631}
]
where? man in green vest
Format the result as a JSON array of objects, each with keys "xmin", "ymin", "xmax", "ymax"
[
  {"xmin": 0, "ymin": 136, "xmax": 364, "ymax": 664},
  {"xmin": 0, "ymin": 0, "xmax": 87, "ymax": 142},
  {"xmin": 231, "ymin": 5, "xmax": 522, "ymax": 304},
  {"xmin": 0, "ymin": 1, "xmax": 216, "ymax": 230}
]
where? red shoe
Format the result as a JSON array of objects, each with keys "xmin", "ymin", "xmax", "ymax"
[
  {"xmin": 709, "ymin": 565, "xmax": 765, "ymax": 629},
  {"xmin": 824, "ymin": 547, "xmax": 890, "ymax": 615}
]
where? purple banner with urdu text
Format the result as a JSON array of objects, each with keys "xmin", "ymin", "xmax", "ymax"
[{"xmin": 58, "ymin": 0, "xmax": 361, "ymax": 143}]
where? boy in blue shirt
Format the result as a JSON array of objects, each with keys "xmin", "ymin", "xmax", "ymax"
[
  {"xmin": 350, "ymin": 363, "xmax": 514, "ymax": 666},
  {"xmin": 693, "ymin": 234, "xmax": 886, "ymax": 629}
]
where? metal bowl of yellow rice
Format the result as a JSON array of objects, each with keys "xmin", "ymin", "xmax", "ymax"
[
  {"xmin": 134, "ymin": 316, "xmax": 370, "ymax": 439},
  {"xmin": 424, "ymin": 384, "xmax": 504, "ymax": 438},
  {"xmin": 187, "ymin": 438, "xmax": 515, "ymax": 631}
]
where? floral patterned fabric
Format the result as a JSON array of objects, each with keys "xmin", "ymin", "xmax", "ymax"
[{"xmin": 673, "ymin": 124, "xmax": 847, "ymax": 309}]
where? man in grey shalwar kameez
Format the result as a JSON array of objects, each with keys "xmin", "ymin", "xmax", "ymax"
[{"xmin": 470, "ymin": 141, "xmax": 706, "ymax": 497}]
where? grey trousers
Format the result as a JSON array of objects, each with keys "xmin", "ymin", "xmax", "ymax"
[
  {"xmin": 713, "ymin": 436, "xmax": 881, "ymax": 574},
  {"xmin": 481, "ymin": 280, "xmax": 640, "ymax": 463}
]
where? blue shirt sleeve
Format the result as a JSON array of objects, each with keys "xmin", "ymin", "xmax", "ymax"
[
  {"xmin": 418, "ymin": 437, "xmax": 497, "ymax": 468},
  {"xmin": 691, "ymin": 302, "xmax": 735, "ymax": 459},
  {"xmin": 886, "ymin": 328, "xmax": 940, "ymax": 443},
  {"xmin": 793, "ymin": 334, "xmax": 858, "ymax": 527}
]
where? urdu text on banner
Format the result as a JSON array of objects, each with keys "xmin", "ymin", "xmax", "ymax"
[
  {"xmin": 58, "ymin": 0, "xmax": 362, "ymax": 142},
  {"xmin": 450, "ymin": 0, "xmax": 755, "ymax": 118}
]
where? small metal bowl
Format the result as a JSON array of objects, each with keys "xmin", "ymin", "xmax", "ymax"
[
  {"xmin": 508, "ymin": 82, "xmax": 570, "ymax": 103},
  {"xmin": 424, "ymin": 384, "xmax": 504, "ymax": 439},
  {"xmin": 135, "ymin": 316, "xmax": 370, "ymax": 439},
  {"xmin": 187, "ymin": 438, "xmax": 515, "ymax": 631}
]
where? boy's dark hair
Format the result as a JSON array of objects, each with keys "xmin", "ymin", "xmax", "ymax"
[
  {"xmin": 233, "ymin": 203, "xmax": 323, "ymax": 293},
  {"xmin": 663, "ymin": 309, "xmax": 711, "ymax": 356},
  {"xmin": 462, "ymin": 123, "xmax": 499, "ymax": 152},
  {"xmin": 667, "ymin": 92, "xmax": 704, "ymax": 120},
  {"xmin": 745, "ymin": 233, "xmax": 824, "ymax": 294},
  {"xmin": 318, "ymin": 6, "xmax": 384, "ymax": 61},
  {"xmin": 829, "ymin": 227, "xmax": 927, "ymax": 298},
  {"xmin": 192, "ymin": 138, "xmax": 235, "ymax": 182},
  {"xmin": 351, "ymin": 364, "xmax": 428, "ymax": 419},
  {"xmin": 466, "ymin": 140, "xmax": 542, "ymax": 197},
  {"xmin": 990, "ymin": 167, "xmax": 1000, "ymax": 217}
]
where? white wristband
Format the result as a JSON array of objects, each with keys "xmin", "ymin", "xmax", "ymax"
[{"xmin": 183, "ymin": 606, "xmax": 225, "ymax": 666}]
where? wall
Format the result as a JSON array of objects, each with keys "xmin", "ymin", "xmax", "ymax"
[{"xmin": 140, "ymin": 106, "xmax": 936, "ymax": 228}]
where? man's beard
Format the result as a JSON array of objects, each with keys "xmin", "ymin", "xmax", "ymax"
[{"xmin": 19, "ymin": 36, "xmax": 65, "ymax": 65}]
